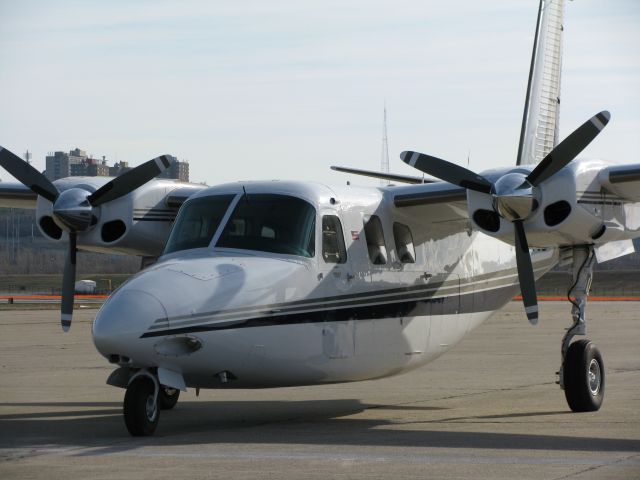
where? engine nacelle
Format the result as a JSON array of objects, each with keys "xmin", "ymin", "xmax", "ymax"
[
  {"xmin": 468, "ymin": 158, "xmax": 640, "ymax": 248},
  {"xmin": 36, "ymin": 177, "xmax": 204, "ymax": 257}
]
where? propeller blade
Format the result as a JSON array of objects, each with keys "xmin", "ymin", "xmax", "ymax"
[
  {"xmin": 527, "ymin": 111, "xmax": 610, "ymax": 186},
  {"xmin": 87, "ymin": 155, "xmax": 172, "ymax": 206},
  {"xmin": 61, "ymin": 232, "xmax": 77, "ymax": 332},
  {"xmin": 400, "ymin": 151, "xmax": 493, "ymax": 194},
  {"xmin": 513, "ymin": 220, "xmax": 538, "ymax": 325},
  {"xmin": 0, "ymin": 146, "xmax": 59, "ymax": 202}
]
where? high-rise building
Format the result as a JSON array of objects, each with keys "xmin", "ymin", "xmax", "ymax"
[
  {"xmin": 156, "ymin": 155, "xmax": 189, "ymax": 182},
  {"xmin": 45, "ymin": 149, "xmax": 189, "ymax": 182},
  {"xmin": 46, "ymin": 148, "xmax": 93, "ymax": 180},
  {"xmin": 109, "ymin": 161, "xmax": 130, "ymax": 177},
  {"xmin": 86, "ymin": 159, "xmax": 110, "ymax": 177},
  {"xmin": 46, "ymin": 151, "xmax": 70, "ymax": 181}
]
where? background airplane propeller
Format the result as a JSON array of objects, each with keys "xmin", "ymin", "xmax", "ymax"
[
  {"xmin": 0, "ymin": 146, "xmax": 171, "ymax": 331},
  {"xmin": 401, "ymin": 110, "xmax": 610, "ymax": 324}
]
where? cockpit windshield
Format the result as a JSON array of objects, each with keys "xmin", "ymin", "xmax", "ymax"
[
  {"xmin": 163, "ymin": 194, "xmax": 235, "ymax": 254},
  {"xmin": 217, "ymin": 194, "xmax": 316, "ymax": 258}
]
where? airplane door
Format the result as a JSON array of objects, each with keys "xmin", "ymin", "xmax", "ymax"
[
  {"xmin": 317, "ymin": 208, "xmax": 371, "ymax": 291},
  {"xmin": 318, "ymin": 211, "xmax": 355, "ymax": 293},
  {"xmin": 317, "ymin": 210, "xmax": 368, "ymax": 360}
]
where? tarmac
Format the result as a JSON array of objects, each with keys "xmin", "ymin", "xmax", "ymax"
[{"xmin": 0, "ymin": 301, "xmax": 638, "ymax": 479}]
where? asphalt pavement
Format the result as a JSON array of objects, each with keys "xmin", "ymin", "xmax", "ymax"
[{"xmin": 1, "ymin": 302, "xmax": 639, "ymax": 479}]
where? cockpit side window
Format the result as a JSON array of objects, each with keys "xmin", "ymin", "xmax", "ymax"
[
  {"xmin": 163, "ymin": 194, "xmax": 235, "ymax": 254},
  {"xmin": 216, "ymin": 194, "xmax": 316, "ymax": 258},
  {"xmin": 322, "ymin": 215, "xmax": 347, "ymax": 264},
  {"xmin": 363, "ymin": 215, "xmax": 387, "ymax": 265}
]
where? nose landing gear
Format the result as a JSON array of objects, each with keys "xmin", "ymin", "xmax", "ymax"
[
  {"xmin": 558, "ymin": 246, "xmax": 604, "ymax": 412},
  {"xmin": 123, "ymin": 371, "xmax": 160, "ymax": 436}
]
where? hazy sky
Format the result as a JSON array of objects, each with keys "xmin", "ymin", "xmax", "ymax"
[{"xmin": 0, "ymin": 0, "xmax": 638, "ymax": 186}]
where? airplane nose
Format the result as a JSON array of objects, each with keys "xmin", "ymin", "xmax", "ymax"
[{"xmin": 93, "ymin": 289, "xmax": 168, "ymax": 358}]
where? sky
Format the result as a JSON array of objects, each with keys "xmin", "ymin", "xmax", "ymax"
[{"xmin": 0, "ymin": 0, "xmax": 638, "ymax": 187}]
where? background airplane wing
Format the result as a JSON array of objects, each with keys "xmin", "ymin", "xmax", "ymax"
[{"xmin": 0, "ymin": 182, "xmax": 38, "ymax": 208}]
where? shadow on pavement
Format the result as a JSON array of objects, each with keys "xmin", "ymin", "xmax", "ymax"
[{"xmin": 1, "ymin": 399, "xmax": 639, "ymax": 455}]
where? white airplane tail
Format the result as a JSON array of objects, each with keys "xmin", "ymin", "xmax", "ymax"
[{"xmin": 516, "ymin": 0, "xmax": 566, "ymax": 166}]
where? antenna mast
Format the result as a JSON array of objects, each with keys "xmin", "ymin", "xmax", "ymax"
[{"xmin": 380, "ymin": 103, "xmax": 390, "ymax": 186}]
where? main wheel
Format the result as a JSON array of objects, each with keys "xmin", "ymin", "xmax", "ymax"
[
  {"xmin": 564, "ymin": 339, "xmax": 604, "ymax": 412},
  {"xmin": 158, "ymin": 386, "xmax": 180, "ymax": 410},
  {"xmin": 123, "ymin": 377, "xmax": 159, "ymax": 436}
]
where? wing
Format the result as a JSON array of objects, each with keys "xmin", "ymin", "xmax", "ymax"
[
  {"xmin": 390, "ymin": 181, "xmax": 469, "ymax": 222},
  {"xmin": 599, "ymin": 163, "xmax": 640, "ymax": 201},
  {"xmin": 331, "ymin": 166, "xmax": 434, "ymax": 184}
]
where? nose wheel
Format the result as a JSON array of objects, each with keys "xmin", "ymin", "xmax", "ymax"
[{"xmin": 124, "ymin": 374, "xmax": 160, "ymax": 436}]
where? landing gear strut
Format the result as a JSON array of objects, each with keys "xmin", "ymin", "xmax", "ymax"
[
  {"xmin": 558, "ymin": 246, "xmax": 604, "ymax": 412},
  {"xmin": 124, "ymin": 370, "xmax": 160, "ymax": 436}
]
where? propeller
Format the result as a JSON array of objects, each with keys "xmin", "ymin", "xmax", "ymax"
[
  {"xmin": 401, "ymin": 111, "xmax": 610, "ymax": 324},
  {"xmin": 0, "ymin": 146, "xmax": 171, "ymax": 331}
]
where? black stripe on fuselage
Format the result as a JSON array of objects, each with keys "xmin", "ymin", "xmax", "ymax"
[
  {"xmin": 577, "ymin": 200, "xmax": 623, "ymax": 206},
  {"xmin": 150, "ymin": 276, "xmax": 449, "ymax": 327},
  {"xmin": 152, "ymin": 263, "xmax": 536, "ymax": 326},
  {"xmin": 140, "ymin": 282, "xmax": 521, "ymax": 338},
  {"xmin": 133, "ymin": 217, "xmax": 175, "ymax": 222}
]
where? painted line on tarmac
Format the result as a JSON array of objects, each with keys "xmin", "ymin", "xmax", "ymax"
[{"xmin": 39, "ymin": 446, "xmax": 638, "ymax": 466}]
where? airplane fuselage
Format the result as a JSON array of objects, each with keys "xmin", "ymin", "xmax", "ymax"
[{"xmin": 93, "ymin": 180, "xmax": 558, "ymax": 389}]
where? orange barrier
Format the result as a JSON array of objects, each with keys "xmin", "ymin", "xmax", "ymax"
[
  {"xmin": 513, "ymin": 295, "xmax": 640, "ymax": 302},
  {"xmin": 0, "ymin": 294, "xmax": 108, "ymax": 300},
  {"xmin": 3, "ymin": 294, "xmax": 640, "ymax": 303}
]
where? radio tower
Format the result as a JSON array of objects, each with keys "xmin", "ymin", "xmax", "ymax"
[{"xmin": 380, "ymin": 103, "xmax": 390, "ymax": 186}]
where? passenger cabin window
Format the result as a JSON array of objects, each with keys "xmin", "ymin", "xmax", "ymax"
[
  {"xmin": 393, "ymin": 222, "xmax": 416, "ymax": 263},
  {"xmin": 217, "ymin": 194, "xmax": 315, "ymax": 258},
  {"xmin": 322, "ymin": 215, "xmax": 347, "ymax": 264},
  {"xmin": 163, "ymin": 194, "xmax": 235, "ymax": 254},
  {"xmin": 364, "ymin": 215, "xmax": 387, "ymax": 265}
]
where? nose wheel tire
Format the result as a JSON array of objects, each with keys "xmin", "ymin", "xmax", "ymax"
[
  {"xmin": 563, "ymin": 339, "xmax": 604, "ymax": 412},
  {"xmin": 124, "ymin": 377, "xmax": 159, "ymax": 436},
  {"xmin": 159, "ymin": 386, "xmax": 180, "ymax": 410}
]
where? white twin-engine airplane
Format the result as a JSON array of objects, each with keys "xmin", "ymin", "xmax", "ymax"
[{"xmin": 1, "ymin": 0, "xmax": 639, "ymax": 436}]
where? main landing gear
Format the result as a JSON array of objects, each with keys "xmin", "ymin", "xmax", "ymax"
[
  {"xmin": 123, "ymin": 370, "xmax": 181, "ymax": 436},
  {"xmin": 558, "ymin": 246, "xmax": 604, "ymax": 412}
]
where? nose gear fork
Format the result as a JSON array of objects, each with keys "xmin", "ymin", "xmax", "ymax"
[{"xmin": 558, "ymin": 246, "xmax": 596, "ymax": 390}]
